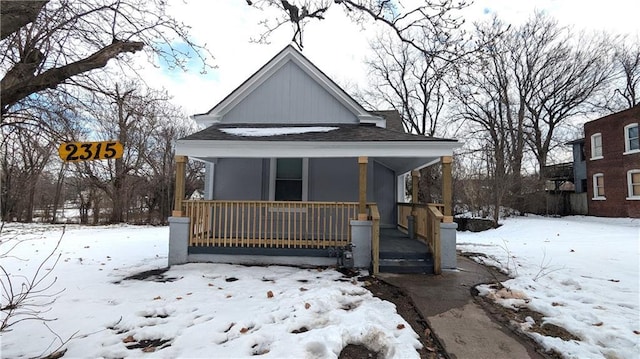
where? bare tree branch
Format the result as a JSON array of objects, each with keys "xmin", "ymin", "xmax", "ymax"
[
  {"xmin": 0, "ymin": 0, "xmax": 48, "ymax": 40},
  {"xmin": 1, "ymin": 39, "xmax": 144, "ymax": 113}
]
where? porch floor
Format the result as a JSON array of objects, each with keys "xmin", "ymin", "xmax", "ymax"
[{"xmin": 379, "ymin": 227, "xmax": 430, "ymax": 254}]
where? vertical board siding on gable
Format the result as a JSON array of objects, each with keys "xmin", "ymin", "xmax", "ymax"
[
  {"xmin": 223, "ymin": 62, "xmax": 358, "ymax": 124},
  {"xmin": 213, "ymin": 158, "xmax": 264, "ymax": 200}
]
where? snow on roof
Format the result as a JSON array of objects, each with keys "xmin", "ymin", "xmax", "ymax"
[{"xmin": 220, "ymin": 126, "xmax": 339, "ymax": 137}]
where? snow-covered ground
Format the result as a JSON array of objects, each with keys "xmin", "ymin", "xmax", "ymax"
[
  {"xmin": 0, "ymin": 224, "xmax": 420, "ymax": 358},
  {"xmin": 458, "ymin": 215, "xmax": 640, "ymax": 359}
]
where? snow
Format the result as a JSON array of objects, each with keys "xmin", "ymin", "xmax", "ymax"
[
  {"xmin": 4, "ymin": 216, "xmax": 638, "ymax": 358},
  {"xmin": 458, "ymin": 215, "xmax": 640, "ymax": 359},
  {"xmin": 221, "ymin": 127, "xmax": 338, "ymax": 137},
  {"xmin": 0, "ymin": 223, "xmax": 420, "ymax": 358}
]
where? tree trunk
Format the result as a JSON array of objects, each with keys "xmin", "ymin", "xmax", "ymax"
[{"xmin": 50, "ymin": 162, "xmax": 66, "ymax": 223}]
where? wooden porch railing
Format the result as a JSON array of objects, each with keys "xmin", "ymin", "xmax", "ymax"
[
  {"xmin": 369, "ymin": 204, "xmax": 380, "ymax": 275},
  {"xmin": 397, "ymin": 202, "xmax": 445, "ymax": 274},
  {"xmin": 183, "ymin": 200, "xmax": 359, "ymax": 249}
]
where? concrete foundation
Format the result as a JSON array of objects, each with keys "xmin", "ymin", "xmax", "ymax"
[
  {"xmin": 168, "ymin": 216, "xmax": 189, "ymax": 266},
  {"xmin": 440, "ymin": 222, "xmax": 458, "ymax": 269},
  {"xmin": 188, "ymin": 254, "xmax": 336, "ymax": 267}
]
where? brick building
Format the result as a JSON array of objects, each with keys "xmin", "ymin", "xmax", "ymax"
[{"xmin": 584, "ymin": 106, "xmax": 640, "ymax": 217}]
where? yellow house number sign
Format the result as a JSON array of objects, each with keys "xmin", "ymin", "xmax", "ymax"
[{"xmin": 58, "ymin": 141, "xmax": 123, "ymax": 162}]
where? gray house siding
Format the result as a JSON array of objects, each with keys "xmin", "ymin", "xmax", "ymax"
[
  {"xmin": 204, "ymin": 157, "xmax": 396, "ymax": 226},
  {"xmin": 308, "ymin": 158, "xmax": 360, "ymax": 202},
  {"xmin": 223, "ymin": 62, "xmax": 358, "ymax": 125},
  {"xmin": 373, "ymin": 161, "xmax": 396, "ymax": 226},
  {"xmin": 212, "ymin": 158, "xmax": 264, "ymax": 200}
]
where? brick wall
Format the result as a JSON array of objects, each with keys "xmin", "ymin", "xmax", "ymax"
[{"xmin": 584, "ymin": 106, "xmax": 640, "ymax": 218}]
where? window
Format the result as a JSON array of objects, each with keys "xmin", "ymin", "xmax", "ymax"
[
  {"xmin": 270, "ymin": 158, "xmax": 308, "ymax": 201},
  {"xmin": 627, "ymin": 170, "xmax": 640, "ymax": 200},
  {"xmin": 592, "ymin": 173, "xmax": 605, "ymax": 200},
  {"xmin": 624, "ymin": 123, "xmax": 639, "ymax": 154},
  {"xmin": 590, "ymin": 133, "xmax": 603, "ymax": 159}
]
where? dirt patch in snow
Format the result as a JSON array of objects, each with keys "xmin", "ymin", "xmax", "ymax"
[
  {"xmin": 472, "ymin": 290, "xmax": 577, "ymax": 359},
  {"xmin": 339, "ymin": 276, "xmax": 448, "ymax": 359}
]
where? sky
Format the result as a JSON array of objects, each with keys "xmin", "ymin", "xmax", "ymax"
[
  {"xmin": 1, "ymin": 215, "xmax": 637, "ymax": 358},
  {"xmin": 137, "ymin": 0, "xmax": 640, "ymax": 117}
]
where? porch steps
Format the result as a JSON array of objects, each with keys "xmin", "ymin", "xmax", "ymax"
[
  {"xmin": 378, "ymin": 250, "xmax": 434, "ymax": 274},
  {"xmin": 378, "ymin": 228, "xmax": 434, "ymax": 274}
]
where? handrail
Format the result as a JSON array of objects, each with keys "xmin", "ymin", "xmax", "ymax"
[
  {"xmin": 397, "ymin": 202, "xmax": 445, "ymax": 274},
  {"xmin": 427, "ymin": 205, "xmax": 444, "ymax": 274},
  {"xmin": 369, "ymin": 204, "xmax": 380, "ymax": 275},
  {"xmin": 183, "ymin": 200, "xmax": 359, "ymax": 249}
]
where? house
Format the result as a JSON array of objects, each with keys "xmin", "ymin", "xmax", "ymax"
[
  {"xmin": 189, "ymin": 189, "xmax": 204, "ymax": 201},
  {"xmin": 167, "ymin": 45, "xmax": 461, "ymax": 274},
  {"xmin": 567, "ymin": 138, "xmax": 587, "ymax": 194},
  {"xmin": 582, "ymin": 106, "xmax": 640, "ymax": 217}
]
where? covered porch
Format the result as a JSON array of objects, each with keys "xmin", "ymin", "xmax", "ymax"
[{"xmin": 169, "ymin": 151, "xmax": 457, "ymax": 274}]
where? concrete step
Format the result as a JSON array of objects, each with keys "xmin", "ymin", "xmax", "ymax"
[
  {"xmin": 379, "ymin": 250, "xmax": 430, "ymax": 260},
  {"xmin": 378, "ymin": 258, "xmax": 434, "ymax": 274}
]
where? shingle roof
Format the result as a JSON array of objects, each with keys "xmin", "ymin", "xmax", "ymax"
[
  {"xmin": 369, "ymin": 110, "xmax": 405, "ymax": 133},
  {"xmin": 181, "ymin": 123, "xmax": 456, "ymax": 142}
]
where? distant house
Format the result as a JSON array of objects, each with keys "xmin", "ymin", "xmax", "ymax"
[
  {"xmin": 567, "ymin": 138, "xmax": 587, "ymax": 194},
  {"xmin": 189, "ymin": 189, "xmax": 204, "ymax": 201},
  {"xmin": 581, "ymin": 106, "xmax": 640, "ymax": 217},
  {"xmin": 167, "ymin": 45, "xmax": 461, "ymax": 274}
]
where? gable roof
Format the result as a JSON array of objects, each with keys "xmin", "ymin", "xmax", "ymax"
[{"xmin": 192, "ymin": 45, "xmax": 384, "ymax": 127}]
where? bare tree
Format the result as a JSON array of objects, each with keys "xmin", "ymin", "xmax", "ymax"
[
  {"xmin": 249, "ymin": 0, "xmax": 473, "ymax": 59},
  {"xmin": 517, "ymin": 14, "xmax": 615, "ymax": 178},
  {"xmin": 609, "ymin": 37, "xmax": 640, "ymax": 110},
  {"xmin": 362, "ymin": 30, "xmax": 451, "ymax": 136},
  {"xmin": 450, "ymin": 17, "xmax": 526, "ymax": 221},
  {"xmin": 0, "ymin": 1, "xmax": 48, "ymax": 40},
  {"xmin": 1, "ymin": 124, "xmax": 55, "ymax": 221},
  {"xmin": 68, "ymin": 79, "xmax": 160, "ymax": 223},
  {"xmin": 0, "ymin": 0, "xmax": 212, "ymax": 118},
  {"xmin": 142, "ymin": 115, "xmax": 201, "ymax": 224}
]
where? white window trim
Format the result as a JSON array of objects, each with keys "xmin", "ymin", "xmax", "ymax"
[
  {"xmin": 627, "ymin": 169, "xmax": 640, "ymax": 200},
  {"xmin": 592, "ymin": 173, "xmax": 606, "ymax": 200},
  {"xmin": 590, "ymin": 133, "xmax": 603, "ymax": 160},
  {"xmin": 623, "ymin": 123, "xmax": 640, "ymax": 155},
  {"xmin": 269, "ymin": 158, "xmax": 309, "ymax": 201}
]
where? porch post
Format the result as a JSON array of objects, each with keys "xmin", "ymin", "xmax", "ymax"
[
  {"xmin": 173, "ymin": 155, "xmax": 188, "ymax": 217},
  {"xmin": 411, "ymin": 170, "xmax": 420, "ymax": 205},
  {"xmin": 358, "ymin": 156, "xmax": 368, "ymax": 220},
  {"xmin": 441, "ymin": 156, "xmax": 453, "ymax": 223}
]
